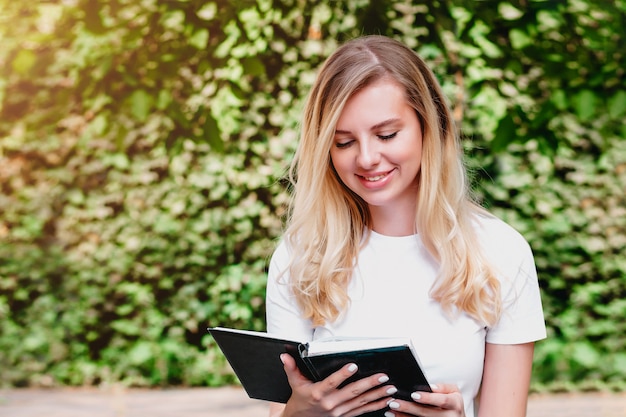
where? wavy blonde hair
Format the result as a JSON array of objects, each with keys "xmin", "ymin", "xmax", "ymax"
[{"xmin": 283, "ymin": 35, "xmax": 501, "ymax": 327}]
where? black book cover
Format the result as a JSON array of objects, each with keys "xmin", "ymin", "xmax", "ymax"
[{"xmin": 209, "ymin": 327, "xmax": 431, "ymax": 416}]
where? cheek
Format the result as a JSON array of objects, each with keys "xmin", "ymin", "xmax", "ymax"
[
  {"xmin": 330, "ymin": 152, "xmax": 350, "ymax": 176},
  {"xmin": 330, "ymin": 156, "xmax": 356, "ymax": 192}
]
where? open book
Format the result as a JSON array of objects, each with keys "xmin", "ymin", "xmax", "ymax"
[{"xmin": 208, "ymin": 327, "xmax": 431, "ymax": 411}]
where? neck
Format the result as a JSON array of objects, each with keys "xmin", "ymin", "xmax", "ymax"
[{"xmin": 369, "ymin": 205, "xmax": 417, "ymax": 237}]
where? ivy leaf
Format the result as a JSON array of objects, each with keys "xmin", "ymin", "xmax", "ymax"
[
  {"xmin": 550, "ymin": 89, "xmax": 568, "ymax": 111},
  {"xmin": 11, "ymin": 50, "xmax": 36, "ymax": 74},
  {"xmin": 492, "ymin": 113, "xmax": 516, "ymax": 152},
  {"xmin": 574, "ymin": 90, "xmax": 597, "ymax": 122},
  {"xmin": 241, "ymin": 56, "xmax": 266, "ymax": 77},
  {"xmin": 156, "ymin": 90, "xmax": 172, "ymax": 110},
  {"xmin": 608, "ymin": 90, "xmax": 626, "ymax": 119},
  {"xmin": 129, "ymin": 90, "xmax": 153, "ymax": 121},
  {"xmin": 571, "ymin": 341, "xmax": 600, "ymax": 369},
  {"xmin": 499, "ymin": 3, "xmax": 524, "ymax": 20},
  {"xmin": 128, "ymin": 341, "xmax": 153, "ymax": 365},
  {"xmin": 509, "ymin": 29, "xmax": 532, "ymax": 50},
  {"xmin": 189, "ymin": 28, "xmax": 209, "ymax": 49},
  {"xmin": 203, "ymin": 113, "xmax": 224, "ymax": 153}
]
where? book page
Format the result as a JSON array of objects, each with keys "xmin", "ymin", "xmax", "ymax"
[{"xmin": 305, "ymin": 336, "xmax": 413, "ymax": 356}]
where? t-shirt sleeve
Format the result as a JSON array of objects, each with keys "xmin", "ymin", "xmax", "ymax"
[
  {"xmin": 265, "ymin": 240, "xmax": 314, "ymax": 342},
  {"xmin": 485, "ymin": 222, "xmax": 547, "ymax": 344}
]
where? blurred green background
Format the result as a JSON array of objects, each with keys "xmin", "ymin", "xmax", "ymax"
[{"xmin": 0, "ymin": 0, "xmax": 624, "ymax": 392}]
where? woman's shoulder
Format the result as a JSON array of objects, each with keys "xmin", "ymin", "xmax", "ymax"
[
  {"xmin": 472, "ymin": 212, "xmax": 533, "ymax": 258},
  {"xmin": 470, "ymin": 213, "xmax": 540, "ymax": 300}
]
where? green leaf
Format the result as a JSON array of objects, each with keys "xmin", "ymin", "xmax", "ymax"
[
  {"xmin": 571, "ymin": 342, "xmax": 600, "ymax": 369},
  {"xmin": 11, "ymin": 50, "xmax": 37, "ymax": 74},
  {"xmin": 111, "ymin": 319, "xmax": 141, "ymax": 336},
  {"xmin": 499, "ymin": 3, "xmax": 524, "ymax": 20},
  {"xmin": 492, "ymin": 114, "xmax": 516, "ymax": 152},
  {"xmin": 129, "ymin": 90, "xmax": 153, "ymax": 121},
  {"xmin": 574, "ymin": 90, "xmax": 597, "ymax": 122},
  {"xmin": 550, "ymin": 90, "xmax": 568, "ymax": 111},
  {"xmin": 509, "ymin": 29, "xmax": 532, "ymax": 50},
  {"xmin": 537, "ymin": 10, "xmax": 562, "ymax": 30},
  {"xmin": 90, "ymin": 114, "xmax": 108, "ymax": 135},
  {"xmin": 128, "ymin": 342, "xmax": 154, "ymax": 365},
  {"xmin": 156, "ymin": 90, "xmax": 172, "ymax": 110},
  {"xmin": 197, "ymin": 3, "xmax": 217, "ymax": 20},
  {"xmin": 161, "ymin": 10, "xmax": 185, "ymax": 31},
  {"xmin": 608, "ymin": 90, "xmax": 626, "ymax": 119},
  {"xmin": 103, "ymin": 153, "xmax": 130, "ymax": 170},
  {"xmin": 203, "ymin": 113, "xmax": 224, "ymax": 153},
  {"xmin": 542, "ymin": 214, "xmax": 572, "ymax": 235},
  {"xmin": 189, "ymin": 28, "xmax": 209, "ymax": 49},
  {"xmin": 469, "ymin": 21, "xmax": 502, "ymax": 58},
  {"xmin": 613, "ymin": 353, "xmax": 626, "ymax": 375},
  {"xmin": 241, "ymin": 56, "xmax": 266, "ymax": 77}
]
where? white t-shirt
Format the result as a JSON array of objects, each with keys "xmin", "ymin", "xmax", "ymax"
[{"xmin": 266, "ymin": 214, "xmax": 546, "ymax": 417}]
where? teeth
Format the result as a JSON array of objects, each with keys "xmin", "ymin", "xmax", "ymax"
[{"xmin": 364, "ymin": 174, "xmax": 385, "ymax": 181}]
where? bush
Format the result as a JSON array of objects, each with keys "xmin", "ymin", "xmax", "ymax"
[{"xmin": 0, "ymin": 0, "xmax": 624, "ymax": 390}]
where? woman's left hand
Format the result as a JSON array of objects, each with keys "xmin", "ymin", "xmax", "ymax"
[{"xmin": 385, "ymin": 384, "xmax": 465, "ymax": 417}]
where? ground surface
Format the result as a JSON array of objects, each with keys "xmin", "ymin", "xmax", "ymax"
[{"xmin": 1, "ymin": 386, "xmax": 625, "ymax": 417}]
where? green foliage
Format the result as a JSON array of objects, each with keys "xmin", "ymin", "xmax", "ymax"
[
  {"xmin": 1, "ymin": 0, "xmax": 625, "ymax": 392},
  {"xmin": 0, "ymin": 0, "xmax": 297, "ymax": 387}
]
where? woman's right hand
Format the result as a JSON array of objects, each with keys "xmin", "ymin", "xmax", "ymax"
[{"xmin": 274, "ymin": 353, "xmax": 397, "ymax": 417}]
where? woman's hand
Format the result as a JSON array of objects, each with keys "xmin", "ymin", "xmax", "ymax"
[
  {"xmin": 276, "ymin": 353, "xmax": 397, "ymax": 417},
  {"xmin": 384, "ymin": 384, "xmax": 465, "ymax": 417}
]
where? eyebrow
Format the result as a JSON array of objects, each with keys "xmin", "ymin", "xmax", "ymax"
[{"xmin": 335, "ymin": 118, "xmax": 401, "ymax": 135}]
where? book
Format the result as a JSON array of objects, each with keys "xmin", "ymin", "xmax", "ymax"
[{"xmin": 208, "ymin": 327, "xmax": 431, "ymax": 415}]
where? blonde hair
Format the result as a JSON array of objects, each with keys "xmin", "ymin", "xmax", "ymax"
[{"xmin": 283, "ymin": 35, "xmax": 501, "ymax": 327}]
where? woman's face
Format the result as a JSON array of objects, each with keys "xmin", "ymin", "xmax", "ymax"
[{"xmin": 330, "ymin": 77, "xmax": 423, "ymax": 222}]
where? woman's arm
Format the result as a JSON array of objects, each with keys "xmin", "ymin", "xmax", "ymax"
[
  {"xmin": 378, "ymin": 343, "xmax": 536, "ymax": 417},
  {"xmin": 477, "ymin": 342, "xmax": 535, "ymax": 417}
]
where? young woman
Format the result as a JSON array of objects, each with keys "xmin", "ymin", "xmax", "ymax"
[{"xmin": 266, "ymin": 35, "xmax": 546, "ymax": 417}]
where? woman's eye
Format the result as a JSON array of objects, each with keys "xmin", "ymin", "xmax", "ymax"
[
  {"xmin": 378, "ymin": 132, "xmax": 398, "ymax": 140},
  {"xmin": 335, "ymin": 140, "xmax": 353, "ymax": 149}
]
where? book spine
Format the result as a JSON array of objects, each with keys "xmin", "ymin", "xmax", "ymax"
[{"xmin": 298, "ymin": 343, "xmax": 322, "ymax": 381}]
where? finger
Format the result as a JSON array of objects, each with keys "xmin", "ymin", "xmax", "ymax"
[
  {"xmin": 334, "ymin": 384, "xmax": 397, "ymax": 417},
  {"xmin": 321, "ymin": 362, "xmax": 362, "ymax": 391},
  {"xmin": 279, "ymin": 353, "xmax": 311, "ymax": 387},
  {"xmin": 381, "ymin": 411, "xmax": 412, "ymax": 417},
  {"xmin": 303, "ymin": 367, "xmax": 388, "ymax": 414},
  {"xmin": 315, "ymin": 371, "xmax": 393, "ymax": 416},
  {"xmin": 387, "ymin": 398, "xmax": 433, "ymax": 416},
  {"xmin": 342, "ymin": 396, "xmax": 396, "ymax": 417},
  {"xmin": 429, "ymin": 383, "xmax": 460, "ymax": 394},
  {"xmin": 410, "ymin": 384, "xmax": 463, "ymax": 411},
  {"xmin": 336, "ymin": 370, "xmax": 392, "ymax": 396}
]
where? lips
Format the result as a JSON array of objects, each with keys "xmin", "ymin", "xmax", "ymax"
[
  {"xmin": 363, "ymin": 174, "xmax": 386, "ymax": 182},
  {"xmin": 357, "ymin": 169, "xmax": 393, "ymax": 182}
]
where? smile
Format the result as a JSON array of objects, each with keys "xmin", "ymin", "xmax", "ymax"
[
  {"xmin": 359, "ymin": 170, "xmax": 392, "ymax": 182},
  {"xmin": 364, "ymin": 174, "xmax": 386, "ymax": 182}
]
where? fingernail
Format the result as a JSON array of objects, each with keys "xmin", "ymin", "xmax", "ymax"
[
  {"xmin": 388, "ymin": 401, "xmax": 400, "ymax": 409},
  {"xmin": 378, "ymin": 375, "xmax": 389, "ymax": 383},
  {"xmin": 279, "ymin": 354, "xmax": 286, "ymax": 364},
  {"xmin": 411, "ymin": 392, "xmax": 421, "ymax": 401},
  {"xmin": 348, "ymin": 363, "xmax": 358, "ymax": 372},
  {"xmin": 384, "ymin": 412, "xmax": 395, "ymax": 417},
  {"xmin": 431, "ymin": 384, "xmax": 438, "ymax": 390},
  {"xmin": 386, "ymin": 386, "xmax": 397, "ymax": 395}
]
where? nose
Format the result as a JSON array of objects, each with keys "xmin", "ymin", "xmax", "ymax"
[{"xmin": 356, "ymin": 139, "xmax": 381, "ymax": 168}]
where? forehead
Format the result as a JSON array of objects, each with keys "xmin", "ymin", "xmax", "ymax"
[{"xmin": 336, "ymin": 78, "xmax": 411, "ymax": 129}]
